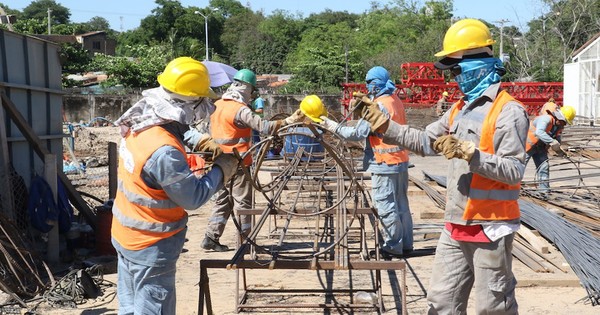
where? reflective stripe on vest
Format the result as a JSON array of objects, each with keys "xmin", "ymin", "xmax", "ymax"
[
  {"xmin": 368, "ymin": 94, "xmax": 409, "ymax": 164},
  {"xmin": 210, "ymin": 99, "xmax": 253, "ymax": 165},
  {"xmin": 448, "ymin": 90, "xmax": 522, "ymax": 221},
  {"xmin": 111, "ymin": 126, "xmax": 188, "ymax": 251},
  {"xmin": 525, "ymin": 115, "xmax": 559, "ymax": 152}
]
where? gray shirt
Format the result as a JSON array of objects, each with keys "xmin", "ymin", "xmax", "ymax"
[{"xmin": 382, "ymin": 83, "xmax": 529, "ymax": 225}]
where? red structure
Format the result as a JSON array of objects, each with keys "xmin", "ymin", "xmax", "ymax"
[{"xmin": 341, "ymin": 63, "xmax": 563, "ymax": 116}]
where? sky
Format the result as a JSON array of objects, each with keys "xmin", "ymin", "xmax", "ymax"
[{"xmin": 7, "ymin": 0, "xmax": 550, "ymax": 32}]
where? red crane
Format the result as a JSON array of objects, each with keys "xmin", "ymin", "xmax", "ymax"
[{"xmin": 341, "ymin": 63, "xmax": 563, "ymax": 116}]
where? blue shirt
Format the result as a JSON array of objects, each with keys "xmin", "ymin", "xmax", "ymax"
[
  {"xmin": 113, "ymin": 123, "xmax": 223, "ymax": 267},
  {"xmin": 252, "ymin": 97, "xmax": 265, "ymax": 118},
  {"xmin": 335, "ymin": 119, "xmax": 407, "ymax": 174}
]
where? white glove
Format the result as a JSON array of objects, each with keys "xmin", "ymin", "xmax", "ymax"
[{"xmin": 319, "ymin": 116, "xmax": 339, "ymax": 133}]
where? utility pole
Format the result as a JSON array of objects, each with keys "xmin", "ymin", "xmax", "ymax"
[
  {"xmin": 47, "ymin": 8, "xmax": 52, "ymax": 34},
  {"xmin": 494, "ymin": 19, "xmax": 510, "ymax": 62}
]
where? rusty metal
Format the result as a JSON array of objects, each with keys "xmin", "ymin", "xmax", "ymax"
[{"xmin": 198, "ymin": 123, "xmax": 408, "ymax": 314}]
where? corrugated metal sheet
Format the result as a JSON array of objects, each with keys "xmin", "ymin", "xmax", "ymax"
[{"xmin": 0, "ymin": 29, "xmax": 64, "ymax": 187}]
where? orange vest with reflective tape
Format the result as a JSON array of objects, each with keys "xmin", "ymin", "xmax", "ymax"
[
  {"xmin": 448, "ymin": 91, "xmax": 522, "ymax": 221},
  {"xmin": 111, "ymin": 126, "xmax": 188, "ymax": 250},
  {"xmin": 368, "ymin": 94, "xmax": 409, "ymax": 164},
  {"xmin": 210, "ymin": 99, "xmax": 252, "ymax": 166},
  {"xmin": 525, "ymin": 114, "xmax": 560, "ymax": 152}
]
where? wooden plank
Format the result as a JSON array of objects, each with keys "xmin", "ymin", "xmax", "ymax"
[
  {"xmin": 518, "ymin": 225, "xmax": 550, "ymax": 254},
  {"xmin": 0, "ymin": 92, "xmax": 97, "ymax": 230}
]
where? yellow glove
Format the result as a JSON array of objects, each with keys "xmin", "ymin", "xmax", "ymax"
[
  {"xmin": 433, "ymin": 135, "xmax": 476, "ymax": 162},
  {"xmin": 349, "ymin": 93, "xmax": 373, "ymax": 114},
  {"xmin": 284, "ymin": 109, "xmax": 306, "ymax": 124},
  {"xmin": 361, "ymin": 101, "xmax": 390, "ymax": 133},
  {"xmin": 195, "ymin": 134, "xmax": 223, "ymax": 161}
]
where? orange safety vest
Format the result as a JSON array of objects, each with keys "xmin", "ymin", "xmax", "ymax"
[
  {"xmin": 112, "ymin": 126, "xmax": 188, "ymax": 251},
  {"xmin": 448, "ymin": 90, "xmax": 522, "ymax": 221},
  {"xmin": 210, "ymin": 99, "xmax": 253, "ymax": 166},
  {"xmin": 525, "ymin": 114, "xmax": 561, "ymax": 152},
  {"xmin": 368, "ymin": 94, "xmax": 409, "ymax": 164}
]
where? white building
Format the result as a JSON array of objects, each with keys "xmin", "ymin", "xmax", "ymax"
[{"xmin": 564, "ymin": 32, "xmax": 600, "ymax": 124}]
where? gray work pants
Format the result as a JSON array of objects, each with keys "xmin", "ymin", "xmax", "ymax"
[
  {"xmin": 427, "ymin": 228, "xmax": 518, "ymax": 315},
  {"xmin": 205, "ymin": 168, "xmax": 252, "ymax": 242}
]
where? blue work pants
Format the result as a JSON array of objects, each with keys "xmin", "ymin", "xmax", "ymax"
[{"xmin": 371, "ymin": 171, "xmax": 413, "ymax": 255}]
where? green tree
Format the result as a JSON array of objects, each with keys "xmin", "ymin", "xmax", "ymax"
[
  {"xmin": 60, "ymin": 42, "xmax": 91, "ymax": 74},
  {"xmin": 88, "ymin": 44, "xmax": 170, "ymax": 88},
  {"xmin": 87, "ymin": 16, "xmax": 111, "ymax": 31},
  {"xmin": 285, "ymin": 22, "xmax": 362, "ymax": 92},
  {"xmin": 22, "ymin": 0, "xmax": 70, "ymax": 25}
]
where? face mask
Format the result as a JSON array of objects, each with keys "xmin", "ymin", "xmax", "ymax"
[{"xmin": 454, "ymin": 58, "xmax": 504, "ymax": 101}]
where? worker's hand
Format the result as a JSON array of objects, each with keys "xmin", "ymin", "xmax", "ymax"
[
  {"xmin": 361, "ymin": 101, "xmax": 390, "ymax": 133},
  {"xmin": 212, "ymin": 154, "xmax": 239, "ymax": 183},
  {"xmin": 195, "ymin": 134, "xmax": 223, "ymax": 161},
  {"xmin": 550, "ymin": 139, "xmax": 568, "ymax": 157},
  {"xmin": 284, "ymin": 109, "xmax": 306, "ymax": 125},
  {"xmin": 319, "ymin": 116, "xmax": 339, "ymax": 133},
  {"xmin": 433, "ymin": 135, "xmax": 476, "ymax": 162}
]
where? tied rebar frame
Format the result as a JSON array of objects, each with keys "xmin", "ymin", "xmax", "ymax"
[{"xmin": 198, "ymin": 123, "xmax": 407, "ymax": 315}]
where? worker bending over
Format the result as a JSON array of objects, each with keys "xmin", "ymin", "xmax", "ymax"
[{"xmin": 525, "ymin": 105, "xmax": 575, "ymax": 195}]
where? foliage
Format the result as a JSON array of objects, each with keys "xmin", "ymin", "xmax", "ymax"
[
  {"xmin": 8, "ymin": 0, "xmax": 600, "ymax": 89},
  {"xmin": 87, "ymin": 45, "xmax": 170, "ymax": 88},
  {"xmin": 60, "ymin": 43, "xmax": 91, "ymax": 74},
  {"xmin": 22, "ymin": 0, "xmax": 70, "ymax": 26}
]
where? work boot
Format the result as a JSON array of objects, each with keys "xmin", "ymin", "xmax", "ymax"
[{"xmin": 201, "ymin": 236, "xmax": 229, "ymax": 252}]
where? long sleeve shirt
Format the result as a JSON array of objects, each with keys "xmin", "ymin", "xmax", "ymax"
[
  {"xmin": 532, "ymin": 115, "xmax": 559, "ymax": 144},
  {"xmin": 381, "ymin": 83, "xmax": 529, "ymax": 226},
  {"xmin": 335, "ymin": 119, "xmax": 406, "ymax": 174},
  {"xmin": 113, "ymin": 122, "xmax": 223, "ymax": 267},
  {"xmin": 234, "ymin": 106, "xmax": 282, "ymax": 135}
]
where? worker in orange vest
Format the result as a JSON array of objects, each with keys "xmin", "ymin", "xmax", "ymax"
[
  {"xmin": 111, "ymin": 57, "xmax": 238, "ymax": 314},
  {"xmin": 352, "ymin": 19, "xmax": 528, "ymax": 314},
  {"xmin": 525, "ymin": 106, "xmax": 575, "ymax": 194},
  {"xmin": 319, "ymin": 66, "xmax": 413, "ymax": 258},
  {"xmin": 436, "ymin": 91, "xmax": 450, "ymax": 116},
  {"xmin": 201, "ymin": 69, "xmax": 305, "ymax": 251}
]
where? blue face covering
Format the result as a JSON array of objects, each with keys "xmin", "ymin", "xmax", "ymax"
[
  {"xmin": 366, "ymin": 66, "xmax": 396, "ymax": 97},
  {"xmin": 454, "ymin": 58, "xmax": 504, "ymax": 101}
]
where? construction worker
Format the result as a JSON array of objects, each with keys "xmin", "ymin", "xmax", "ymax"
[
  {"xmin": 201, "ymin": 69, "xmax": 305, "ymax": 251},
  {"xmin": 525, "ymin": 105, "xmax": 575, "ymax": 194},
  {"xmin": 319, "ymin": 66, "xmax": 413, "ymax": 258},
  {"xmin": 353, "ymin": 19, "xmax": 528, "ymax": 314},
  {"xmin": 111, "ymin": 57, "xmax": 238, "ymax": 314},
  {"xmin": 436, "ymin": 91, "xmax": 450, "ymax": 116},
  {"xmin": 250, "ymin": 93, "xmax": 265, "ymax": 144}
]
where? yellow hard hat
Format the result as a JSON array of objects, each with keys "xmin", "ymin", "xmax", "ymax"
[
  {"xmin": 300, "ymin": 95, "xmax": 327, "ymax": 123},
  {"xmin": 442, "ymin": 91, "xmax": 449, "ymax": 97},
  {"xmin": 435, "ymin": 19, "xmax": 496, "ymax": 57},
  {"xmin": 560, "ymin": 105, "xmax": 576, "ymax": 125},
  {"xmin": 157, "ymin": 57, "xmax": 216, "ymax": 98}
]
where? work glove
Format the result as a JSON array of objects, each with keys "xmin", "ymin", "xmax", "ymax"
[
  {"xmin": 319, "ymin": 116, "xmax": 339, "ymax": 133},
  {"xmin": 349, "ymin": 92, "xmax": 373, "ymax": 114},
  {"xmin": 212, "ymin": 154, "xmax": 239, "ymax": 183},
  {"xmin": 284, "ymin": 109, "xmax": 306, "ymax": 125},
  {"xmin": 433, "ymin": 135, "xmax": 476, "ymax": 162},
  {"xmin": 549, "ymin": 139, "xmax": 568, "ymax": 157},
  {"xmin": 195, "ymin": 134, "xmax": 223, "ymax": 161},
  {"xmin": 360, "ymin": 101, "xmax": 390, "ymax": 133}
]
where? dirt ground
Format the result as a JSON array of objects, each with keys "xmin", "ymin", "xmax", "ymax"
[{"xmin": 33, "ymin": 122, "xmax": 599, "ymax": 315}]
